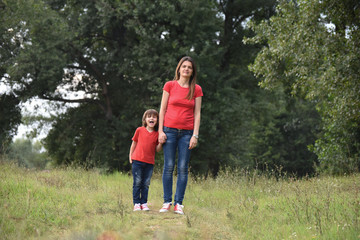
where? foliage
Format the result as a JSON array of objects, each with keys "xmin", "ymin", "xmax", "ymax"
[
  {"xmin": 247, "ymin": 0, "xmax": 360, "ymax": 174},
  {"xmin": 247, "ymin": 91, "xmax": 320, "ymax": 176},
  {"xmin": 197, "ymin": 0, "xmax": 321, "ymax": 176},
  {"xmin": 193, "ymin": 0, "xmax": 279, "ymax": 175},
  {"xmin": 1, "ymin": 0, "xmax": 324, "ymax": 176},
  {"xmin": 1, "ymin": 162, "xmax": 359, "ymax": 239},
  {"xmin": 5, "ymin": 138, "xmax": 50, "ymax": 168},
  {"xmin": 0, "ymin": 94, "xmax": 21, "ymax": 153},
  {"xmin": 1, "ymin": 0, "xmax": 220, "ymax": 171}
]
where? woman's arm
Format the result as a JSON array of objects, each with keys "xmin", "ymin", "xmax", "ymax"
[
  {"xmin": 189, "ymin": 96, "xmax": 202, "ymax": 149},
  {"xmin": 129, "ymin": 141, "xmax": 137, "ymax": 164},
  {"xmin": 158, "ymin": 90, "xmax": 169, "ymax": 144}
]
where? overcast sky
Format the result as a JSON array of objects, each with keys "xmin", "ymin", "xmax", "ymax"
[{"xmin": 1, "ymin": 81, "xmax": 79, "ymax": 141}]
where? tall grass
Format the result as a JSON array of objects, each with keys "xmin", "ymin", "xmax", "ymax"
[{"xmin": 0, "ymin": 161, "xmax": 359, "ymax": 239}]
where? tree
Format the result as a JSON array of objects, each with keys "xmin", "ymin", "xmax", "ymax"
[
  {"xmin": 6, "ymin": 138, "xmax": 50, "ymax": 168},
  {"xmin": 0, "ymin": 94, "xmax": 21, "ymax": 153},
  {"xmin": 191, "ymin": 0, "xmax": 280, "ymax": 176},
  {"xmin": 0, "ymin": 1, "xmax": 22, "ymax": 154},
  {"xmin": 1, "ymin": 0, "xmax": 221, "ymax": 171},
  {"xmin": 247, "ymin": 92, "xmax": 320, "ymax": 176},
  {"xmin": 247, "ymin": 0, "xmax": 360, "ymax": 174},
  {"xmin": 1, "ymin": 0, "xmax": 324, "ymax": 176},
  {"xmin": 198, "ymin": 0, "xmax": 321, "ymax": 177}
]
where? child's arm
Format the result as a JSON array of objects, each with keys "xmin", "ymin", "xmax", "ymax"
[
  {"xmin": 156, "ymin": 142, "xmax": 163, "ymax": 153},
  {"xmin": 129, "ymin": 141, "xmax": 137, "ymax": 164}
]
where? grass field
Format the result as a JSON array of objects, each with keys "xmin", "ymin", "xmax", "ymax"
[{"xmin": 0, "ymin": 161, "xmax": 359, "ymax": 239}]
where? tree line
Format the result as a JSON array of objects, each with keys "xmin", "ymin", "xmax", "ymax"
[{"xmin": 1, "ymin": 0, "xmax": 359, "ymax": 176}]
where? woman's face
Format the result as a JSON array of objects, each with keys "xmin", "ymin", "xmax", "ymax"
[{"xmin": 179, "ymin": 60, "xmax": 193, "ymax": 79}]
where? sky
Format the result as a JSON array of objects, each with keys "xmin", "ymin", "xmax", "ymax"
[
  {"xmin": 14, "ymin": 98, "xmax": 55, "ymax": 141},
  {"xmin": 1, "ymin": 80, "xmax": 79, "ymax": 142}
]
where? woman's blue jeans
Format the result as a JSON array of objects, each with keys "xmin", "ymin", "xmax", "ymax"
[
  {"xmin": 162, "ymin": 126, "xmax": 193, "ymax": 205},
  {"xmin": 132, "ymin": 160, "xmax": 154, "ymax": 204}
]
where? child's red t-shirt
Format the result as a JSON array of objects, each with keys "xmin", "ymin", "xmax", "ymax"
[
  {"xmin": 163, "ymin": 80, "xmax": 203, "ymax": 130},
  {"xmin": 131, "ymin": 127, "xmax": 159, "ymax": 165}
]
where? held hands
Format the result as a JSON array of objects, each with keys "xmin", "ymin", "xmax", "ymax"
[
  {"xmin": 159, "ymin": 131, "xmax": 167, "ymax": 144},
  {"xmin": 189, "ymin": 136, "xmax": 198, "ymax": 149}
]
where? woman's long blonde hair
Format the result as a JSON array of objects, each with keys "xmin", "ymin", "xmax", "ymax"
[{"xmin": 174, "ymin": 56, "xmax": 197, "ymax": 100}]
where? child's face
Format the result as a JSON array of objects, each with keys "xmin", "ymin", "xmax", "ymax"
[{"xmin": 145, "ymin": 114, "xmax": 157, "ymax": 128}]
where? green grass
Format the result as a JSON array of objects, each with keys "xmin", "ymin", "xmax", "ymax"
[{"xmin": 1, "ymin": 162, "xmax": 359, "ymax": 240}]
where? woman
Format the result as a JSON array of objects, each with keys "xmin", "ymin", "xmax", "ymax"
[{"xmin": 158, "ymin": 56, "xmax": 203, "ymax": 215}]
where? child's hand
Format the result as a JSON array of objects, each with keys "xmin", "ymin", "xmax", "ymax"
[
  {"xmin": 159, "ymin": 131, "xmax": 167, "ymax": 144},
  {"xmin": 129, "ymin": 158, "xmax": 132, "ymax": 164}
]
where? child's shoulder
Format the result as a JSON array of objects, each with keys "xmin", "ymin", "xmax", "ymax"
[{"xmin": 135, "ymin": 126, "xmax": 145, "ymax": 132}]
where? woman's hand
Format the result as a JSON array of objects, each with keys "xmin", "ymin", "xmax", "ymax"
[
  {"xmin": 189, "ymin": 136, "xmax": 198, "ymax": 149},
  {"xmin": 159, "ymin": 131, "xmax": 167, "ymax": 144}
]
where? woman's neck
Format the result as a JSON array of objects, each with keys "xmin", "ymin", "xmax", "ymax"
[{"xmin": 177, "ymin": 77, "xmax": 190, "ymax": 87}]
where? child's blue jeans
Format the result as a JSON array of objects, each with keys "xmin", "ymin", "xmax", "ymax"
[
  {"xmin": 132, "ymin": 160, "xmax": 154, "ymax": 204},
  {"xmin": 162, "ymin": 126, "xmax": 193, "ymax": 205}
]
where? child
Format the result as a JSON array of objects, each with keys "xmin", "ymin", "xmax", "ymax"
[{"xmin": 129, "ymin": 109, "xmax": 162, "ymax": 211}]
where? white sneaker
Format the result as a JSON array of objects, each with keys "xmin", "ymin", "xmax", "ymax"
[
  {"xmin": 174, "ymin": 203, "xmax": 184, "ymax": 215},
  {"xmin": 133, "ymin": 203, "xmax": 141, "ymax": 211},
  {"xmin": 141, "ymin": 203, "xmax": 150, "ymax": 211},
  {"xmin": 159, "ymin": 202, "xmax": 172, "ymax": 213}
]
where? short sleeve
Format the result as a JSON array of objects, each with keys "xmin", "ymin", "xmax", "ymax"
[
  {"xmin": 132, "ymin": 127, "xmax": 140, "ymax": 142},
  {"xmin": 194, "ymin": 84, "xmax": 203, "ymax": 98},
  {"xmin": 163, "ymin": 81, "xmax": 174, "ymax": 93}
]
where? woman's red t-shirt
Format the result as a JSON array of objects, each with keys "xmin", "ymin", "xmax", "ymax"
[
  {"xmin": 163, "ymin": 80, "xmax": 203, "ymax": 130},
  {"xmin": 131, "ymin": 126, "xmax": 159, "ymax": 165}
]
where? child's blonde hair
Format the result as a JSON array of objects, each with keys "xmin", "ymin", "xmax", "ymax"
[{"xmin": 142, "ymin": 109, "xmax": 159, "ymax": 130}]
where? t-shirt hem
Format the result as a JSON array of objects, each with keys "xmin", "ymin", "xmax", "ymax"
[{"xmin": 132, "ymin": 159, "xmax": 155, "ymax": 165}]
